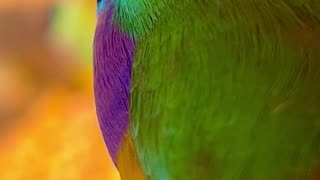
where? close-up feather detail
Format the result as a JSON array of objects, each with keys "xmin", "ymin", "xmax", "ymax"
[{"xmin": 94, "ymin": 0, "xmax": 320, "ymax": 179}]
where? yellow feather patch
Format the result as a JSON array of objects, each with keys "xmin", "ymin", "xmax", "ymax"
[{"xmin": 117, "ymin": 133, "xmax": 145, "ymax": 180}]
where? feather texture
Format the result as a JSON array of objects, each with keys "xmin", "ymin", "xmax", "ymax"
[{"xmin": 95, "ymin": 0, "xmax": 320, "ymax": 179}]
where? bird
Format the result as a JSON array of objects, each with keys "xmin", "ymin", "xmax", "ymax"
[{"xmin": 93, "ymin": 0, "xmax": 320, "ymax": 179}]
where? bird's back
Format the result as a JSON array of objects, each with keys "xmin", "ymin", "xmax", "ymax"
[{"xmin": 115, "ymin": 1, "xmax": 320, "ymax": 179}]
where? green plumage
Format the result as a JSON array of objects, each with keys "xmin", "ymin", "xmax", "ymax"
[{"xmin": 116, "ymin": 0, "xmax": 320, "ymax": 179}]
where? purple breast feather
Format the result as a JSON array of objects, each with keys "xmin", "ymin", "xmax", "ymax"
[{"xmin": 93, "ymin": 5, "xmax": 135, "ymax": 164}]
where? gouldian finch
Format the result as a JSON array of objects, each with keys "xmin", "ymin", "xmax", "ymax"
[{"xmin": 94, "ymin": 0, "xmax": 320, "ymax": 179}]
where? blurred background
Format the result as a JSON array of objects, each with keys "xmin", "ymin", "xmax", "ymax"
[{"xmin": 0, "ymin": 1, "xmax": 119, "ymax": 179}]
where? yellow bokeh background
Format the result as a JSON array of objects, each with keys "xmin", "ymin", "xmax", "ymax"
[{"xmin": 0, "ymin": 1, "xmax": 119, "ymax": 180}]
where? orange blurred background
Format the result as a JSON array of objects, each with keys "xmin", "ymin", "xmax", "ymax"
[{"xmin": 0, "ymin": 1, "xmax": 119, "ymax": 180}]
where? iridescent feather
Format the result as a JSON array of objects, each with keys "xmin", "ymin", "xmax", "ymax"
[{"xmin": 94, "ymin": 0, "xmax": 320, "ymax": 179}]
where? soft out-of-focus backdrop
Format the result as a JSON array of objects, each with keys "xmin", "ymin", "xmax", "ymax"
[{"xmin": 0, "ymin": 1, "xmax": 119, "ymax": 179}]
